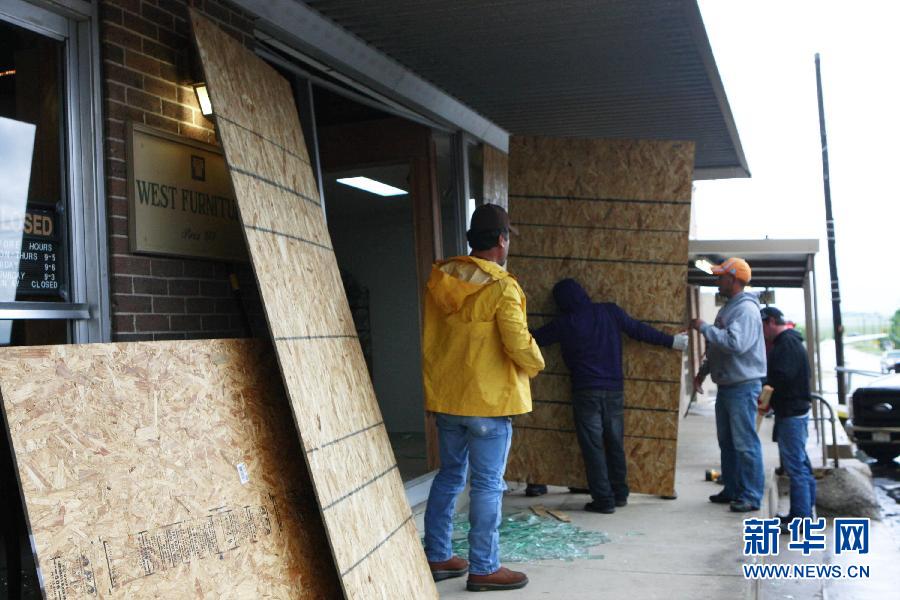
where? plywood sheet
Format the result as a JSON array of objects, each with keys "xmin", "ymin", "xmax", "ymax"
[
  {"xmin": 0, "ymin": 339, "xmax": 340, "ymax": 599},
  {"xmin": 190, "ymin": 13, "xmax": 436, "ymax": 599},
  {"xmin": 505, "ymin": 136, "xmax": 693, "ymax": 496}
]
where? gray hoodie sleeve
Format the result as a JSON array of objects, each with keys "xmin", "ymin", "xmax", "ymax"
[{"xmin": 699, "ymin": 303, "xmax": 760, "ymax": 354}]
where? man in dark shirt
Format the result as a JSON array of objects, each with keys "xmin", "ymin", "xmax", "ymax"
[
  {"xmin": 760, "ymin": 306, "xmax": 816, "ymax": 528},
  {"xmin": 532, "ymin": 279, "xmax": 687, "ymax": 513}
]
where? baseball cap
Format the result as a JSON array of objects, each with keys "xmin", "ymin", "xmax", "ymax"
[
  {"xmin": 712, "ymin": 257, "xmax": 751, "ymax": 283},
  {"xmin": 468, "ymin": 203, "xmax": 518, "ymax": 235},
  {"xmin": 760, "ymin": 306, "xmax": 785, "ymax": 324}
]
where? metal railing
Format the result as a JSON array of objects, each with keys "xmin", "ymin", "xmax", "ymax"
[{"xmin": 810, "ymin": 394, "xmax": 839, "ymax": 468}]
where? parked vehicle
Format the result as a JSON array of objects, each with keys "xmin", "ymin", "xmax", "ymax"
[
  {"xmin": 846, "ymin": 373, "xmax": 900, "ymax": 464},
  {"xmin": 881, "ymin": 349, "xmax": 900, "ymax": 373}
]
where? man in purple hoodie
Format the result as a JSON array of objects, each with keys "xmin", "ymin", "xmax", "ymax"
[{"xmin": 532, "ymin": 279, "xmax": 687, "ymax": 513}]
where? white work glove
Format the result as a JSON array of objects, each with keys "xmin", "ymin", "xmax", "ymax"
[{"xmin": 672, "ymin": 333, "xmax": 689, "ymax": 351}]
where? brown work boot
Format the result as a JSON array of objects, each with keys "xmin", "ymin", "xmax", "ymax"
[
  {"xmin": 428, "ymin": 555, "xmax": 469, "ymax": 581},
  {"xmin": 466, "ymin": 566, "xmax": 529, "ymax": 592}
]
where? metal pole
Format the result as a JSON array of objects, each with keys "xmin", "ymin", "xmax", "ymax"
[{"xmin": 815, "ymin": 53, "xmax": 847, "ymax": 404}]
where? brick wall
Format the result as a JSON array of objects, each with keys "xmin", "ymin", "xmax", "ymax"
[{"xmin": 99, "ymin": 0, "xmax": 264, "ymax": 341}]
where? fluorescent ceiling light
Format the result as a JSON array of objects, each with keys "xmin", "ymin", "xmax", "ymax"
[{"xmin": 337, "ymin": 176, "xmax": 407, "ymax": 197}]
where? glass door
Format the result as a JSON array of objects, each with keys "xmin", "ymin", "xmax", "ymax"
[{"xmin": 0, "ymin": 0, "xmax": 107, "ymax": 345}]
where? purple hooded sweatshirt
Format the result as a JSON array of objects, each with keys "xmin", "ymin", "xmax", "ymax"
[{"xmin": 532, "ymin": 279, "xmax": 674, "ymax": 391}]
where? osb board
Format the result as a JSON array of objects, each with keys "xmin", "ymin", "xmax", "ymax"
[
  {"xmin": 483, "ymin": 143, "xmax": 509, "ymax": 208},
  {"xmin": 505, "ymin": 429, "xmax": 676, "ymax": 494},
  {"xmin": 505, "ymin": 136, "xmax": 693, "ymax": 496},
  {"xmin": 0, "ymin": 339, "xmax": 340, "ymax": 599},
  {"xmin": 190, "ymin": 13, "xmax": 436, "ymax": 600}
]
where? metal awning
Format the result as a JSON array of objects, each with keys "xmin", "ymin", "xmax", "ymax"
[
  {"xmin": 237, "ymin": 0, "xmax": 748, "ymax": 179},
  {"xmin": 688, "ymin": 239, "xmax": 820, "ymax": 288}
]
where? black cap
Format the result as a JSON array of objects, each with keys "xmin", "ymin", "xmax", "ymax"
[
  {"xmin": 760, "ymin": 306, "xmax": 785, "ymax": 324},
  {"xmin": 468, "ymin": 203, "xmax": 518, "ymax": 235}
]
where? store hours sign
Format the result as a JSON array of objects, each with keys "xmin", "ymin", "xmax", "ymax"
[
  {"xmin": 127, "ymin": 123, "xmax": 247, "ymax": 262},
  {"xmin": 0, "ymin": 207, "xmax": 65, "ymax": 298}
]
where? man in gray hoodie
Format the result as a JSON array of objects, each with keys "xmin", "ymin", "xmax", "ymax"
[{"xmin": 691, "ymin": 257, "xmax": 767, "ymax": 512}]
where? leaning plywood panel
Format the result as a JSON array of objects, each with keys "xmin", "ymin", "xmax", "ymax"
[
  {"xmin": 505, "ymin": 136, "xmax": 694, "ymax": 496},
  {"xmin": 189, "ymin": 13, "xmax": 436, "ymax": 599},
  {"xmin": 0, "ymin": 339, "xmax": 340, "ymax": 599}
]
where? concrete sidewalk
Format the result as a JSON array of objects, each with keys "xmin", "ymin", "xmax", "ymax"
[{"xmin": 436, "ymin": 397, "xmax": 765, "ymax": 599}]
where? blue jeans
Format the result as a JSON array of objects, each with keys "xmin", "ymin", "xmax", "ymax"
[
  {"xmin": 715, "ymin": 380, "xmax": 765, "ymax": 506},
  {"xmin": 572, "ymin": 389, "xmax": 627, "ymax": 507},
  {"xmin": 424, "ymin": 414, "xmax": 512, "ymax": 575},
  {"xmin": 776, "ymin": 414, "xmax": 816, "ymax": 518}
]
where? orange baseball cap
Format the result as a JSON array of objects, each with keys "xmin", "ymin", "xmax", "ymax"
[{"xmin": 712, "ymin": 257, "xmax": 751, "ymax": 283}]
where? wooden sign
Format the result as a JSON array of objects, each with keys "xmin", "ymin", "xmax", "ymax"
[{"xmin": 127, "ymin": 122, "xmax": 246, "ymax": 262}]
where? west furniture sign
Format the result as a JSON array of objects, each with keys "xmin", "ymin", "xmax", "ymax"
[{"xmin": 127, "ymin": 122, "xmax": 247, "ymax": 261}]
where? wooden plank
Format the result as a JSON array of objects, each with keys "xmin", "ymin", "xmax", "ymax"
[
  {"xmin": 0, "ymin": 339, "xmax": 340, "ymax": 599},
  {"xmin": 505, "ymin": 136, "xmax": 693, "ymax": 497},
  {"xmin": 545, "ymin": 508, "xmax": 571, "ymax": 523},
  {"xmin": 190, "ymin": 13, "xmax": 436, "ymax": 599}
]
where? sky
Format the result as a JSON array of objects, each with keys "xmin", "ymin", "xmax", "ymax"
[{"xmin": 693, "ymin": 1, "xmax": 900, "ymax": 324}]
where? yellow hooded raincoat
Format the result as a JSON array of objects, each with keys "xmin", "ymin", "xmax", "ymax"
[{"xmin": 423, "ymin": 256, "xmax": 545, "ymax": 417}]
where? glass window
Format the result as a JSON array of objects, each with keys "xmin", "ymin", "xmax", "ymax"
[{"xmin": 0, "ymin": 19, "xmax": 70, "ymax": 345}]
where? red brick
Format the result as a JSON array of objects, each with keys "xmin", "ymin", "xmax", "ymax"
[
  {"xmin": 169, "ymin": 279, "xmax": 199, "ymax": 295},
  {"xmin": 114, "ymin": 314, "xmax": 135, "ymax": 333},
  {"xmin": 150, "ymin": 258, "xmax": 183, "ymax": 277},
  {"xmin": 115, "ymin": 333, "xmax": 154, "ymax": 342},
  {"xmin": 176, "ymin": 85, "xmax": 197, "ymax": 107},
  {"xmin": 141, "ymin": 2, "xmax": 175, "ymax": 30},
  {"xmin": 157, "ymin": 28, "xmax": 187, "ymax": 50},
  {"xmin": 106, "ymin": 139, "xmax": 126, "ymax": 161},
  {"xmin": 170, "ymin": 315, "xmax": 198, "ymax": 331},
  {"xmin": 199, "ymin": 280, "xmax": 228, "ymax": 297},
  {"xmin": 179, "ymin": 123, "xmax": 211, "ymax": 143},
  {"xmin": 102, "ymin": 42, "xmax": 125, "ymax": 65},
  {"xmin": 100, "ymin": 4, "xmax": 124, "ymax": 24},
  {"xmin": 106, "ymin": 119, "xmax": 126, "ymax": 141},
  {"xmin": 112, "ymin": 255, "xmax": 151, "ymax": 276},
  {"xmin": 194, "ymin": 111, "xmax": 214, "ymax": 129},
  {"xmin": 123, "ymin": 11, "xmax": 158, "ymax": 40},
  {"xmin": 145, "ymin": 113, "xmax": 179, "ymax": 134},
  {"xmin": 152, "ymin": 296, "xmax": 186, "ymax": 313},
  {"xmin": 216, "ymin": 298, "xmax": 237, "ymax": 313},
  {"xmin": 132, "ymin": 276, "xmax": 169, "ymax": 295},
  {"xmin": 109, "ymin": 216, "xmax": 129, "ymax": 236},
  {"xmin": 142, "ymin": 38, "xmax": 177, "ymax": 65},
  {"xmin": 158, "ymin": 61, "xmax": 178, "ymax": 82},
  {"xmin": 107, "ymin": 177, "xmax": 128, "ymax": 198},
  {"xmin": 183, "ymin": 260, "xmax": 219, "ymax": 278},
  {"xmin": 106, "ymin": 158, "xmax": 128, "ymax": 179},
  {"xmin": 105, "ymin": 100, "xmax": 145, "ymax": 124},
  {"xmin": 136, "ymin": 314, "xmax": 170, "ymax": 331},
  {"xmin": 124, "ymin": 50, "xmax": 161, "ymax": 78},
  {"xmin": 201, "ymin": 315, "xmax": 230, "ymax": 331},
  {"xmin": 162, "ymin": 99, "xmax": 193, "ymax": 122},
  {"xmin": 113, "ymin": 293, "xmax": 152, "ymax": 313},
  {"xmin": 157, "ymin": 0, "xmax": 188, "ymax": 19},
  {"xmin": 103, "ymin": 24, "xmax": 143, "ymax": 52},
  {"xmin": 144, "ymin": 76, "xmax": 176, "ymax": 100},
  {"xmin": 126, "ymin": 88, "xmax": 161, "ymax": 113},
  {"xmin": 186, "ymin": 297, "xmax": 215, "ymax": 314},
  {"xmin": 112, "ymin": 275, "xmax": 132, "ymax": 294},
  {"xmin": 111, "ymin": 236, "xmax": 131, "ymax": 254},
  {"xmin": 104, "ymin": 62, "xmax": 144, "ymax": 88},
  {"xmin": 108, "ymin": 196, "xmax": 129, "ymax": 218},
  {"xmin": 105, "ymin": 81, "xmax": 126, "ymax": 103},
  {"xmin": 108, "ymin": 0, "xmax": 141, "ymax": 13},
  {"xmin": 154, "ymin": 332, "xmax": 188, "ymax": 341}
]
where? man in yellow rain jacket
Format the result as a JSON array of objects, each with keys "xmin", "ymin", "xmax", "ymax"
[{"xmin": 422, "ymin": 203, "xmax": 544, "ymax": 592}]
